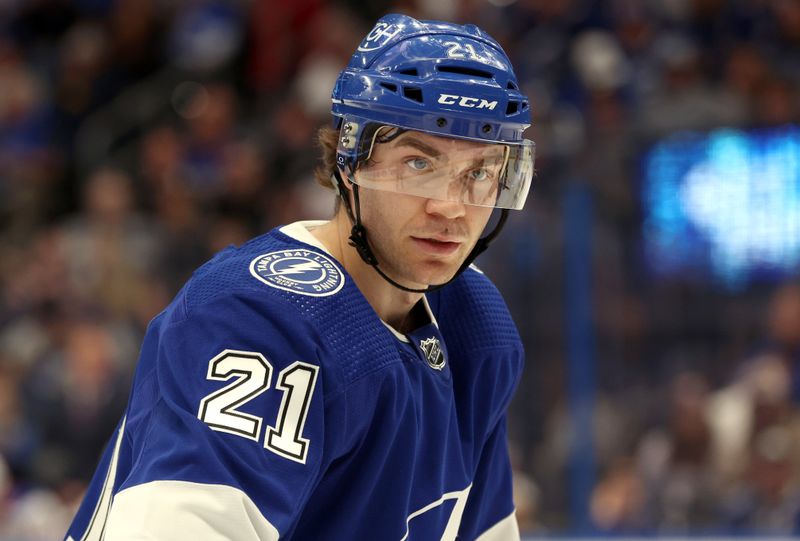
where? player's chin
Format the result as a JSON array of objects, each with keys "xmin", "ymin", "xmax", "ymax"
[{"xmin": 414, "ymin": 259, "xmax": 464, "ymax": 287}]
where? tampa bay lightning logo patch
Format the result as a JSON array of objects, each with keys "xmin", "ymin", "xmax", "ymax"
[
  {"xmin": 420, "ymin": 337, "xmax": 445, "ymax": 370},
  {"xmin": 250, "ymin": 250, "xmax": 344, "ymax": 297}
]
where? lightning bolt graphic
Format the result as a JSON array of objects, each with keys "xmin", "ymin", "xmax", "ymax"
[{"xmin": 263, "ymin": 261, "xmax": 323, "ymax": 277}]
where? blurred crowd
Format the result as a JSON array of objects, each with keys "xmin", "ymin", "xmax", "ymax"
[{"xmin": 0, "ymin": 0, "xmax": 799, "ymax": 538}]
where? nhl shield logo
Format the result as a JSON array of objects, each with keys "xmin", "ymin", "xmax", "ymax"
[
  {"xmin": 250, "ymin": 250, "xmax": 344, "ymax": 297},
  {"xmin": 420, "ymin": 337, "xmax": 445, "ymax": 370}
]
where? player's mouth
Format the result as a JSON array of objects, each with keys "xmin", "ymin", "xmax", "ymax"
[{"xmin": 411, "ymin": 236, "xmax": 462, "ymax": 256}]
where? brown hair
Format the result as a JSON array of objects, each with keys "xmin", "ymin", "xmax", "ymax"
[{"xmin": 314, "ymin": 125, "xmax": 339, "ymax": 190}]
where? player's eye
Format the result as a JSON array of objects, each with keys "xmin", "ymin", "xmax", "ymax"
[
  {"xmin": 405, "ymin": 157, "xmax": 431, "ymax": 172},
  {"xmin": 469, "ymin": 168, "xmax": 492, "ymax": 182}
]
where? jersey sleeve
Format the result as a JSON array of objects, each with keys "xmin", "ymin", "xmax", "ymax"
[
  {"xmin": 431, "ymin": 269, "xmax": 525, "ymax": 541},
  {"xmin": 459, "ymin": 416, "xmax": 521, "ymax": 541},
  {"xmin": 459, "ymin": 343, "xmax": 523, "ymax": 541},
  {"xmin": 103, "ymin": 292, "xmax": 345, "ymax": 540}
]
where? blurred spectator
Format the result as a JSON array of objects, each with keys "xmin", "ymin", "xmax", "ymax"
[
  {"xmin": 0, "ymin": 455, "xmax": 10, "ymax": 524},
  {"xmin": 766, "ymin": 0, "xmax": 800, "ymax": 82},
  {"xmin": 752, "ymin": 75, "xmax": 799, "ymax": 126},
  {"xmin": 723, "ymin": 43, "xmax": 769, "ymax": 108},
  {"xmin": 590, "ymin": 458, "xmax": 646, "ymax": 533},
  {"xmin": 179, "ymin": 82, "xmax": 240, "ymax": 198},
  {"xmin": 246, "ymin": 0, "xmax": 325, "ymax": 92},
  {"xmin": 138, "ymin": 124, "xmax": 209, "ymax": 289},
  {"xmin": 58, "ymin": 166, "xmax": 162, "ymax": 319},
  {"xmin": 729, "ymin": 424, "xmax": 800, "ymax": 532},
  {"xmin": 637, "ymin": 32, "xmax": 748, "ymax": 137},
  {"xmin": 0, "ymin": 358, "xmax": 37, "ymax": 479},
  {"xmin": 0, "ymin": 40, "xmax": 60, "ymax": 238},
  {"xmin": 0, "ymin": 485, "xmax": 75, "ymax": 541},
  {"xmin": 712, "ymin": 354, "xmax": 800, "ymax": 533},
  {"xmin": 53, "ymin": 21, "xmax": 109, "ymax": 121},
  {"xmin": 637, "ymin": 371, "xmax": 720, "ymax": 531},
  {"xmin": 167, "ymin": 0, "xmax": 245, "ymax": 73},
  {"xmin": 764, "ymin": 283, "xmax": 800, "ymax": 403},
  {"xmin": 23, "ymin": 317, "xmax": 130, "ymax": 486},
  {"xmin": 514, "ymin": 466, "xmax": 544, "ymax": 534}
]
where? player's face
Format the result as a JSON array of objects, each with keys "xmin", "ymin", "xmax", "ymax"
[{"xmin": 354, "ymin": 131, "xmax": 496, "ymax": 288}]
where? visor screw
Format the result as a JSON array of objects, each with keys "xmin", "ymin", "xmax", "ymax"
[
  {"xmin": 436, "ymin": 117, "xmax": 447, "ymax": 127},
  {"xmin": 482, "ymin": 124, "xmax": 491, "ymax": 133}
]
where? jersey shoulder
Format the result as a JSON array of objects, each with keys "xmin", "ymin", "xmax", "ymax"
[
  {"xmin": 432, "ymin": 265, "xmax": 522, "ymax": 352},
  {"xmin": 162, "ymin": 226, "xmax": 399, "ymax": 387},
  {"xmin": 432, "ymin": 266, "xmax": 524, "ymax": 426},
  {"xmin": 180, "ymin": 230, "xmax": 342, "ymax": 315}
]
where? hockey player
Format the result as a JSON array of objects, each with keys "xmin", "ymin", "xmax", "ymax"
[{"xmin": 66, "ymin": 13, "xmax": 534, "ymax": 540}]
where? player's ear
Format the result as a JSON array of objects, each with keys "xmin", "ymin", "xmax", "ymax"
[
  {"xmin": 336, "ymin": 167, "xmax": 354, "ymax": 190},
  {"xmin": 331, "ymin": 168, "xmax": 356, "ymax": 215}
]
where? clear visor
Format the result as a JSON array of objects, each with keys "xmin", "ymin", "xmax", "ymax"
[{"xmin": 345, "ymin": 126, "xmax": 534, "ymax": 210}]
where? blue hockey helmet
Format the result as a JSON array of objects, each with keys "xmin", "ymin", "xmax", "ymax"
[
  {"xmin": 331, "ymin": 14, "xmax": 534, "ymax": 210},
  {"xmin": 332, "ymin": 13, "xmax": 531, "ymax": 142}
]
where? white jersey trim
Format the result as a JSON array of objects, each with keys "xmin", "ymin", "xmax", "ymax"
[
  {"xmin": 104, "ymin": 480, "xmax": 280, "ymax": 540},
  {"xmin": 279, "ymin": 220, "xmax": 330, "ymax": 253},
  {"xmin": 382, "ymin": 320, "xmax": 410, "ymax": 342},
  {"xmin": 400, "ymin": 484, "xmax": 472, "ymax": 541},
  {"xmin": 421, "ymin": 294, "xmax": 440, "ymax": 329},
  {"xmin": 475, "ymin": 510, "xmax": 521, "ymax": 541},
  {"xmin": 80, "ymin": 415, "xmax": 126, "ymax": 541}
]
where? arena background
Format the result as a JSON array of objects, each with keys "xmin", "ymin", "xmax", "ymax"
[{"xmin": 1, "ymin": 0, "xmax": 799, "ymax": 538}]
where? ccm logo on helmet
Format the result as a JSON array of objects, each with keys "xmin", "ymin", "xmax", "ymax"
[{"xmin": 437, "ymin": 94, "xmax": 498, "ymax": 110}]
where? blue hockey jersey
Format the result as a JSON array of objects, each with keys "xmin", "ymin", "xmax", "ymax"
[{"xmin": 65, "ymin": 221, "xmax": 524, "ymax": 540}]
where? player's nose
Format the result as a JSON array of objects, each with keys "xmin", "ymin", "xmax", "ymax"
[{"xmin": 424, "ymin": 196, "xmax": 466, "ymax": 219}]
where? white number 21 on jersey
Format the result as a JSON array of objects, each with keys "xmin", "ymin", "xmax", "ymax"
[{"xmin": 197, "ymin": 349, "xmax": 319, "ymax": 464}]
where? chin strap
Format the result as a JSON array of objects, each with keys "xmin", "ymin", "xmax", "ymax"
[{"xmin": 332, "ymin": 169, "xmax": 509, "ymax": 294}]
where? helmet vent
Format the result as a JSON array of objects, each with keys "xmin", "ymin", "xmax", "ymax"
[
  {"xmin": 437, "ymin": 65, "xmax": 493, "ymax": 79},
  {"xmin": 402, "ymin": 87, "xmax": 424, "ymax": 103},
  {"xmin": 397, "ymin": 68, "xmax": 419, "ymax": 77},
  {"xmin": 507, "ymin": 81, "xmax": 518, "ymax": 90},
  {"xmin": 380, "ymin": 82, "xmax": 399, "ymax": 93},
  {"xmin": 506, "ymin": 101, "xmax": 519, "ymax": 115}
]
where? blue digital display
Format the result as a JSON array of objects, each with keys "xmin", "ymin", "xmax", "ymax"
[{"xmin": 641, "ymin": 126, "xmax": 800, "ymax": 289}]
